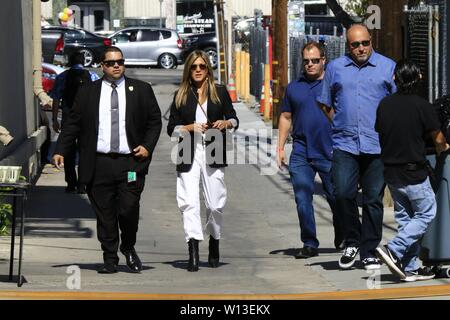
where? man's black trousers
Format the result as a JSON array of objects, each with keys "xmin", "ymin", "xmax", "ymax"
[{"xmin": 87, "ymin": 153, "xmax": 146, "ymax": 265}]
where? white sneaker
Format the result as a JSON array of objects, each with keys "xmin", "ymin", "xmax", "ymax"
[
  {"xmin": 339, "ymin": 247, "xmax": 359, "ymax": 269},
  {"xmin": 402, "ymin": 267, "xmax": 435, "ymax": 282},
  {"xmin": 362, "ymin": 257, "xmax": 381, "ymax": 270}
]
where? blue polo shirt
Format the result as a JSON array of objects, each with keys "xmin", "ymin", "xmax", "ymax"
[
  {"xmin": 317, "ymin": 51, "xmax": 396, "ymax": 155},
  {"xmin": 281, "ymin": 74, "xmax": 332, "ymax": 160}
]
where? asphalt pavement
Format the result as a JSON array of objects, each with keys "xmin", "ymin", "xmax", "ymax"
[{"xmin": 1, "ymin": 71, "xmax": 450, "ymax": 299}]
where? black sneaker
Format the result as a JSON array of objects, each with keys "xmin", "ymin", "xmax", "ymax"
[
  {"xmin": 339, "ymin": 247, "xmax": 359, "ymax": 269},
  {"xmin": 362, "ymin": 257, "xmax": 381, "ymax": 270},
  {"xmin": 376, "ymin": 245, "xmax": 405, "ymax": 280},
  {"xmin": 77, "ymin": 184, "xmax": 87, "ymax": 194},
  {"xmin": 402, "ymin": 267, "xmax": 435, "ymax": 282}
]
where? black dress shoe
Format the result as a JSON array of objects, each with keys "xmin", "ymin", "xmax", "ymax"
[
  {"xmin": 208, "ymin": 236, "xmax": 220, "ymax": 268},
  {"xmin": 65, "ymin": 185, "xmax": 77, "ymax": 193},
  {"xmin": 97, "ymin": 263, "xmax": 118, "ymax": 274},
  {"xmin": 187, "ymin": 238, "xmax": 199, "ymax": 272},
  {"xmin": 295, "ymin": 246, "xmax": 319, "ymax": 259},
  {"xmin": 121, "ymin": 248, "xmax": 142, "ymax": 273},
  {"xmin": 335, "ymin": 239, "xmax": 346, "ymax": 252}
]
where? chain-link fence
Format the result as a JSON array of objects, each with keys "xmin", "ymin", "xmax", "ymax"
[
  {"xmin": 404, "ymin": 4, "xmax": 440, "ymax": 102},
  {"xmin": 289, "ymin": 33, "xmax": 347, "ymax": 81}
]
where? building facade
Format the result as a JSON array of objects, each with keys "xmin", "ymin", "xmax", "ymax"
[{"xmin": 41, "ymin": 0, "xmax": 272, "ymax": 34}]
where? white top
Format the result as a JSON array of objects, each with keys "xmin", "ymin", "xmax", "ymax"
[
  {"xmin": 195, "ymin": 100, "xmax": 208, "ymax": 124},
  {"xmin": 96, "ymin": 77, "xmax": 131, "ymax": 154}
]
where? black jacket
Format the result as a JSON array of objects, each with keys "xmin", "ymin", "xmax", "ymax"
[
  {"xmin": 167, "ymin": 84, "xmax": 239, "ymax": 172},
  {"xmin": 55, "ymin": 77, "xmax": 162, "ymax": 184}
]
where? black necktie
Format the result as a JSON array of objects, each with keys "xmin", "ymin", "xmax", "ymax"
[{"xmin": 110, "ymin": 82, "xmax": 119, "ymax": 153}]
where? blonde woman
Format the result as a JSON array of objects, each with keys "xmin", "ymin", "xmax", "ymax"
[{"xmin": 167, "ymin": 50, "xmax": 239, "ymax": 272}]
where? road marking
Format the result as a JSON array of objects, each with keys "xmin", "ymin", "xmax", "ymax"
[{"xmin": 1, "ymin": 284, "xmax": 450, "ymax": 300}]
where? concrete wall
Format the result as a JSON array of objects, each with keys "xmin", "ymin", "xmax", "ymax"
[
  {"xmin": 0, "ymin": 0, "xmax": 46, "ymax": 181},
  {"xmin": 229, "ymin": 0, "xmax": 271, "ymax": 16}
]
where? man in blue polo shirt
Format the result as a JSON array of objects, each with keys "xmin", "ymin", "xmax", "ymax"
[
  {"xmin": 318, "ymin": 24, "xmax": 396, "ymax": 270},
  {"xmin": 277, "ymin": 41, "xmax": 343, "ymax": 259}
]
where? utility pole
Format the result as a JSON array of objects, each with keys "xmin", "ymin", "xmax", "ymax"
[
  {"xmin": 159, "ymin": 0, "xmax": 163, "ymax": 28},
  {"xmin": 214, "ymin": 0, "xmax": 228, "ymax": 85},
  {"xmin": 272, "ymin": 0, "xmax": 288, "ymax": 129}
]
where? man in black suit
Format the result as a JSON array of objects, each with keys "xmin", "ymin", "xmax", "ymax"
[{"xmin": 53, "ymin": 46, "xmax": 162, "ymax": 274}]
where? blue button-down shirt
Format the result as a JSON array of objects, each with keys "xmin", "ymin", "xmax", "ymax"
[
  {"xmin": 281, "ymin": 75, "xmax": 332, "ymax": 160},
  {"xmin": 317, "ymin": 51, "xmax": 396, "ymax": 155}
]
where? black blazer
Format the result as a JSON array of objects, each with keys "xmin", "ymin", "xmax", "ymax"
[
  {"xmin": 55, "ymin": 77, "xmax": 162, "ymax": 184},
  {"xmin": 167, "ymin": 84, "xmax": 239, "ymax": 172}
]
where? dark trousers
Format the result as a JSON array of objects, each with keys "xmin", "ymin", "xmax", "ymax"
[
  {"xmin": 289, "ymin": 149, "xmax": 343, "ymax": 249},
  {"xmin": 39, "ymin": 108, "xmax": 51, "ymax": 165},
  {"xmin": 87, "ymin": 153, "xmax": 145, "ymax": 265},
  {"xmin": 331, "ymin": 149, "xmax": 385, "ymax": 259},
  {"xmin": 61, "ymin": 109, "xmax": 78, "ymax": 187}
]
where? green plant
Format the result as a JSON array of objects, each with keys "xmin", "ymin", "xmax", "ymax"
[
  {"xmin": 0, "ymin": 176, "xmax": 26, "ymax": 236},
  {"xmin": 0, "ymin": 195, "xmax": 12, "ymax": 236}
]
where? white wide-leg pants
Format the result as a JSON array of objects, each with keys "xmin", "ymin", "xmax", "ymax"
[{"xmin": 177, "ymin": 142, "xmax": 227, "ymax": 242}]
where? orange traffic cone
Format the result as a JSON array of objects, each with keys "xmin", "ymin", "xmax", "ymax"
[
  {"xmin": 227, "ymin": 74, "xmax": 238, "ymax": 103},
  {"xmin": 259, "ymin": 85, "xmax": 265, "ymax": 113}
]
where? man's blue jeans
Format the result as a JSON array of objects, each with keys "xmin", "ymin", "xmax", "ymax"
[
  {"xmin": 332, "ymin": 149, "xmax": 385, "ymax": 259},
  {"xmin": 289, "ymin": 149, "xmax": 342, "ymax": 248},
  {"xmin": 387, "ymin": 178, "xmax": 436, "ymax": 272}
]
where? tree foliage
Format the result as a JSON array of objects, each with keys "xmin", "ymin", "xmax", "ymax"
[{"xmin": 344, "ymin": 0, "xmax": 370, "ymax": 18}]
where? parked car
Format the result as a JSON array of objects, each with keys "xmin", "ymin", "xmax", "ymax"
[
  {"xmin": 41, "ymin": 26, "xmax": 111, "ymax": 67},
  {"xmin": 42, "ymin": 62, "xmax": 65, "ymax": 94},
  {"xmin": 108, "ymin": 27, "xmax": 184, "ymax": 69},
  {"xmin": 181, "ymin": 32, "xmax": 218, "ymax": 69},
  {"xmin": 41, "ymin": 28, "xmax": 62, "ymax": 64}
]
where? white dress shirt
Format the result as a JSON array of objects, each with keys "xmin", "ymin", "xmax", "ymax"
[{"xmin": 97, "ymin": 77, "xmax": 131, "ymax": 154}]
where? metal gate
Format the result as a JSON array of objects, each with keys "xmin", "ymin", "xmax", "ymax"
[{"xmin": 404, "ymin": 4, "xmax": 440, "ymax": 102}]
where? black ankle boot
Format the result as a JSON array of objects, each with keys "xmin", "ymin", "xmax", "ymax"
[
  {"xmin": 187, "ymin": 239, "xmax": 199, "ymax": 272},
  {"xmin": 208, "ymin": 236, "xmax": 220, "ymax": 268}
]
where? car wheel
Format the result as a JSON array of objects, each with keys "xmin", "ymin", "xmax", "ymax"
[
  {"xmin": 158, "ymin": 53, "xmax": 176, "ymax": 69},
  {"xmin": 204, "ymin": 47, "xmax": 218, "ymax": 69},
  {"xmin": 78, "ymin": 49, "xmax": 94, "ymax": 67}
]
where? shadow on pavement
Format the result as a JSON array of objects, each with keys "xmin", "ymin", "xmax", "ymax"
[
  {"xmin": 163, "ymin": 260, "xmax": 229, "ymax": 270},
  {"xmin": 307, "ymin": 260, "xmax": 343, "ymax": 271},
  {"xmin": 362, "ymin": 273, "xmax": 400, "ymax": 284},
  {"xmin": 0, "ymin": 275, "xmax": 27, "ymax": 285},
  {"xmin": 269, "ymin": 248, "xmax": 298, "ymax": 257},
  {"xmin": 52, "ymin": 263, "xmax": 154, "ymax": 273},
  {"xmin": 269, "ymin": 248, "xmax": 340, "ymax": 257},
  {"xmin": 24, "ymin": 186, "xmax": 95, "ymax": 238}
]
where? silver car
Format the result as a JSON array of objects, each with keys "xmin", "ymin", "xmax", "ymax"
[{"xmin": 109, "ymin": 27, "xmax": 184, "ymax": 69}]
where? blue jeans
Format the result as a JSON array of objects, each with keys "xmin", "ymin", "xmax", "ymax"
[
  {"xmin": 289, "ymin": 149, "xmax": 342, "ymax": 248},
  {"xmin": 387, "ymin": 178, "xmax": 436, "ymax": 272},
  {"xmin": 332, "ymin": 149, "xmax": 385, "ymax": 259}
]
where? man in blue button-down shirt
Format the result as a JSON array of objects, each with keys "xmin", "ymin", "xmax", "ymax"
[{"xmin": 318, "ymin": 24, "xmax": 396, "ymax": 271}]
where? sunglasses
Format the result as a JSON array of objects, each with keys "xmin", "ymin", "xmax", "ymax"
[
  {"xmin": 103, "ymin": 59, "xmax": 125, "ymax": 67},
  {"xmin": 303, "ymin": 58, "xmax": 322, "ymax": 65},
  {"xmin": 190, "ymin": 63, "xmax": 207, "ymax": 71},
  {"xmin": 350, "ymin": 40, "xmax": 371, "ymax": 49}
]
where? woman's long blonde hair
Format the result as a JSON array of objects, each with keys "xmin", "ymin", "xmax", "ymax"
[{"xmin": 175, "ymin": 50, "xmax": 221, "ymax": 109}]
